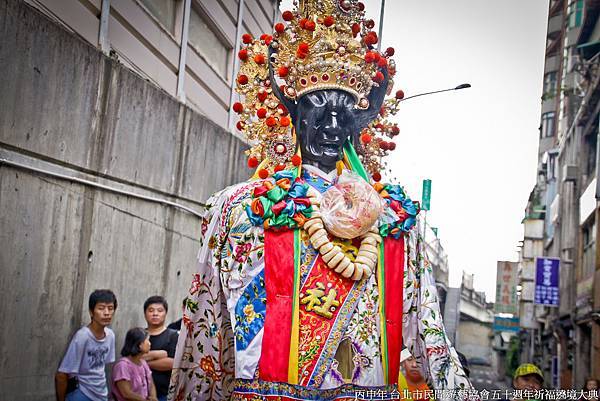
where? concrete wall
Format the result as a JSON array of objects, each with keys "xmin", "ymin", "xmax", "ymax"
[
  {"xmin": 0, "ymin": 1, "xmax": 250, "ymax": 400},
  {"xmin": 443, "ymin": 287, "xmax": 461, "ymax": 344},
  {"xmin": 457, "ymin": 320, "xmax": 493, "ymax": 363}
]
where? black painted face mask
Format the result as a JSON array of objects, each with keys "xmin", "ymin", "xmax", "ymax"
[
  {"xmin": 296, "ymin": 90, "xmax": 357, "ymax": 171},
  {"xmin": 269, "ymin": 47, "xmax": 390, "ymax": 172}
]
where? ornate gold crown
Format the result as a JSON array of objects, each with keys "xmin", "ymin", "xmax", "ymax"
[
  {"xmin": 231, "ymin": 0, "xmax": 403, "ymax": 180},
  {"xmin": 271, "ymin": 0, "xmax": 396, "ymax": 109}
]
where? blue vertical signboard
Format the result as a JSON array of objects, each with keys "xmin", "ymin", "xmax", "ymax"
[{"xmin": 534, "ymin": 257, "xmax": 560, "ymax": 307}]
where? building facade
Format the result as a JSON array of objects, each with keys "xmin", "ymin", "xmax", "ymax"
[
  {"xmin": 443, "ymin": 272, "xmax": 495, "ymax": 368},
  {"xmin": 515, "ymin": 0, "xmax": 600, "ymax": 388},
  {"xmin": 25, "ymin": 0, "xmax": 279, "ymax": 129},
  {"xmin": 423, "ymin": 222, "xmax": 450, "ymax": 313},
  {"xmin": 0, "ymin": 1, "xmax": 463, "ymax": 399},
  {"xmin": 0, "ymin": 1, "xmax": 278, "ymax": 399}
]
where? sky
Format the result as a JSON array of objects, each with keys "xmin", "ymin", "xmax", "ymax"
[{"xmin": 279, "ymin": 0, "xmax": 550, "ymax": 300}]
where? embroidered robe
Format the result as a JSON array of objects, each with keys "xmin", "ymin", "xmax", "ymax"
[{"xmin": 168, "ymin": 167, "xmax": 473, "ymax": 401}]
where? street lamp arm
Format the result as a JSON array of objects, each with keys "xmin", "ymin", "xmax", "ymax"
[
  {"xmin": 377, "ymin": 0, "xmax": 386, "ymax": 52},
  {"xmin": 399, "ymin": 83, "xmax": 471, "ymax": 102}
]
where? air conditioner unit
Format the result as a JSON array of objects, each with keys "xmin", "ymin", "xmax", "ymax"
[{"xmin": 562, "ymin": 164, "xmax": 578, "ymax": 182}]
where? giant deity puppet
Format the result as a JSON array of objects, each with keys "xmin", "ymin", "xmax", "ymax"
[{"xmin": 169, "ymin": 1, "xmax": 474, "ymax": 400}]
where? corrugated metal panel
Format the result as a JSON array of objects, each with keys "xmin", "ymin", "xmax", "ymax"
[
  {"xmin": 184, "ymin": 70, "xmax": 229, "ymax": 127},
  {"xmin": 109, "ymin": 13, "xmax": 178, "ymax": 95},
  {"xmin": 197, "ymin": 1, "xmax": 237, "ymax": 45},
  {"xmin": 26, "ymin": 0, "xmax": 278, "ymax": 129},
  {"xmin": 111, "ymin": 0, "xmax": 181, "ymax": 68},
  {"xmin": 186, "ymin": 45, "xmax": 231, "ymax": 102},
  {"xmin": 26, "ymin": 0, "xmax": 101, "ymax": 45}
]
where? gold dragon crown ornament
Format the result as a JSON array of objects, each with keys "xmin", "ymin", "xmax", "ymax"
[{"xmin": 231, "ymin": 0, "xmax": 407, "ymax": 181}]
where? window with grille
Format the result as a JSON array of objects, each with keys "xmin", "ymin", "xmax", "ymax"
[
  {"xmin": 568, "ymin": 0, "xmax": 583, "ymax": 28},
  {"xmin": 585, "ymin": 131, "xmax": 597, "ymax": 177},
  {"xmin": 543, "ymin": 72, "xmax": 557, "ymax": 97},
  {"xmin": 540, "ymin": 112, "xmax": 555, "ymax": 138},
  {"xmin": 138, "ymin": 0, "xmax": 178, "ymax": 33},
  {"xmin": 188, "ymin": 5, "xmax": 231, "ymax": 79},
  {"xmin": 582, "ymin": 221, "xmax": 595, "ymax": 278}
]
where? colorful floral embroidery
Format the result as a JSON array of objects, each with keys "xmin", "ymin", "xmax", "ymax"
[
  {"xmin": 170, "ymin": 179, "xmax": 475, "ymax": 401},
  {"xmin": 200, "ymin": 356, "xmax": 220, "ymax": 381},
  {"xmin": 307, "ymin": 276, "xmax": 370, "ymax": 388},
  {"xmin": 234, "ymin": 243, "xmax": 253, "ymax": 263},
  {"xmin": 353, "ymin": 289, "xmax": 379, "ymax": 347},
  {"xmin": 352, "ymin": 341, "xmax": 374, "ymax": 382},
  {"xmin": 297, "ymin": 260, "xmax": 356, "ymax": 387},
  {"xmin": 231, "ymin": 379, "xmax": 400, "ymax": 401},
  {"xmin": 234, "ymin": 271, "xmax": 266, "ymax": 351},
  {"xmin": 403, "ymin": 222, "xmax": 473, "ymax": 393},
  {"xmin": 169, "ymin": 185, "xmax": 251, "ymax": 401}
]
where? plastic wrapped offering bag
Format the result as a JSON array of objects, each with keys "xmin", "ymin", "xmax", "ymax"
[{"xmin": 320, "ymin": 170, "xmax": 385, "ymax": 239}]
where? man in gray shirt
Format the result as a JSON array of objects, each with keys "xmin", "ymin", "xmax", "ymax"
[{"xmin": 55, "ymin": 290, "xmax": 117, "ymax": 401}]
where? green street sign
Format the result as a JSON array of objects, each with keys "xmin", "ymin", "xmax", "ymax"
[{"xmin": 422, "ymin": 179, "xmax": 431, "ymax": 211}]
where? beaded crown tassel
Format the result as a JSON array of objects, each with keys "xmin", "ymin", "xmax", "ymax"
[{"xmin": 232, "ymin": 0, "xmax": 406, "ymax": 179}]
